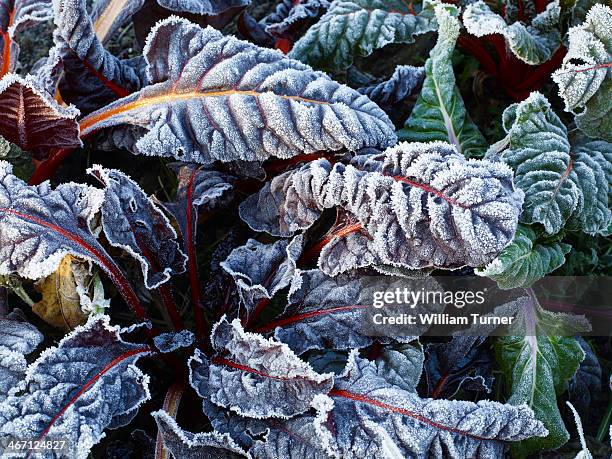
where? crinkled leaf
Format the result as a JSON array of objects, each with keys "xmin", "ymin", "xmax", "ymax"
[
  {"xmin": 315, "ymin": 352, "xmax": 548, "ymax": 458},
  {"xmin": 0, "ymin": 74, "xmax": 81, "ymax": 155},
  {"xmin": 241, "ymin": 141, "xmax": 524, "ymax": 275},
  {"xmin": 289, "ymin": 0, "xmax": 437, "ymax": 71},
  {"xmin": 552, "ymin": 4, "xmax": 612, "ymax": 141},
  {"xmin": 53, "ymin": 0, "xmax": 147, "ymax": 113},
  {"xmin": 0, "ymin": 161, "xmax": 114, "ymax": 281},
  {"xmin": 32, "ymin": 255, "xmax": 90, "ymax": 331},
  {"xmin": 357, "ymin": 64, "xmax": 424, "ymax": 108},
  {"xmin": 153, "ymin": 330, "xmax": 195, "ymax": 353},
  {"xmin": 0, "ymin": 316, "xmax": 152, "ymax": 459},
  {"xmin": 398, "ymin": 4, "xmax": 486, "ymax": 158},
  {"xmin": 491, "ymin": 92, "xmax": 612, "ymax": 235},
  {"xmin": 203, "ymin": 400, "xmax": 332, "ymax": 458},
  {"xmin": 0, "ymin": 312, "xmax": 43, "ymax": 401},
  {"xmin": 494, "ymin": 296, "xmax": 589, "ymax": 456},
  {"xmin": 189, "ymin": 317, "xmax": 334, "ymax": 419},
  {"xmin": 0, "ymin": 0, "xmax": 53, "ymax": 75},
  {"xmin": 374, "ymin": 340, "xmax": 423, "ymax": 393},
  {"xmin": 152, "ymin": 410, "xmax": 247, "ymax": 458},
  {"xmin": 424, "ymin": 336, "xmax": 494, "ymax": 399},
  {"xmin": 79, "ymin": 17, "xmax": 396, "ymax": 164},
  {"xmin": 463, "ymin": 0, "xmax": 562, "ymax": 65},
  {"xmin": 260, "ymin": 269, "xmax": 435, "ymax": 354},
  {"xmin": 568, "ymin": 337, "xmax": 601, "ymax": 414},
  {"xmin": 476, "ymin": 225, "xmax": 571, "ymax": 289},
  {"xmin": 90, "ymin": 165, "xmax": 187, "ymax": 290},
  {"xmin": 220, "ymin": 236, "xmax": 302, "ymax": 317},
  {"xmin": 263, "ymin": 0, "xmax": 330, "ymax": 38}
]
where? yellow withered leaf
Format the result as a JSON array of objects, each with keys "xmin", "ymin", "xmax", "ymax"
[{"xmin": 33, "ymin": 255, "xmax": 89, "ymax": 330}]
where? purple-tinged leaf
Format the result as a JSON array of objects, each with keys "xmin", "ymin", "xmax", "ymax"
[
  {"xmin": 357, "ymin": 65, "xmax": 425, "ymax": 107},
  {"xmin": 0, "ymin": 0, "xmax": 52, "ymax": 76},
  {"xmin": 0, "ymin": 311, "xmax": 43, "ymax": 401},
  {"xmin": 152, "ymin": 410, "xmax": 247, "ymax": 458},
  {"xmin": 374, "ymin": 341, "xmax": 423, "ymax": 393},
  {"xmin": 237, "ymin": 11, "xmax": 275, "ymax": 48},
  {"xmin": 189, "ymin": 317, "xmax": 334, "ymax": 419},
  {"xmin": 241, "ymin": 141, "xmax": 524, "ymax": 275},
  {"xmin": 153, "ymin": 330, "xmax": 195, "ymax": 353},
  {"xmin": 159, "ymin": 163, "xmax": 235, "ymax": 252},
  {"xmin": 262, "ymin": 0, "xmax": 330, "ymax": 38},
  {"xmin": 0, "ymin": 316, "xmax": 152, "ymax": 458},
  {"xmin": 424, "ymin": 336, "xmax": 494, "ymax": 399},
  {"xmin": 220, "ymin": 235, "xmax": 303, "ymax": 316},
  {"xmin": 0, "ymin": 162, "xmax": 145, "ymax": 317},
  {"xmin": 89, "ymin": 165, "xmax": 187, "ymax": 289},
  {"xmin": 568, "ymin": 337, "xmax": 602, "ymax": 414},
  {"xmin": 315, "ymin": 352, "xmax": 548, "ymax": 458},
  {"xmin": 79, "ymin": 17, "xmax": 396, "ymax": 164},
  {"xmin": 0, "ymin": 74, "xmax": 81, "ymax": 155},
  {"xmin": 53, "ymin": 0, "xmax": 147, "ymax": 113}
]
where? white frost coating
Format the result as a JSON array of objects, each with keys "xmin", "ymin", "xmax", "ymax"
[
  {"xmin": 220, "ymin": 235, "xmax": 303, "ymax": 316},
  {"xmin": 492, "ymin": 92, "xmax": 611, "ymax": 235},
  {"xmin": 463, "ymin": 0, "xmax": 562, "ymax": 65},
  {"xmin": 4, "ymin": 0, "xmax": 53, "ymax": 38},
  {"xmin": 263, "ymin": 0, "xmax": 330, "ymax": 37},
  {"xmin": 154, "ymin": 330, "xmax": 195, "ymax": 353},
  {"xmin": 240, "ymin": 141, "xmax": 524, "ymax": 275},
  {"xmin": 0, "ymin": 315, "xmax": 152, "ymax": 459},
  {"xmin": 80, "ymin": 16, "xmax": 396, "ymax": 165},
  {"xmin": 88, "ymin": 164, "xmax": 187, "ymax": 290},
  {"xmin": 552, "ymin": 4, "xmax": 612, "ymax": 141},
  {"xmin": 190, "ymin": 316, "xmax": 334, "ymax": 419},
  {"xmin": 0, "ymin": 161, "xmax": 113, "ymax": 281},
  {"xmin": 319, "ymin": 352, "xmax": 548, "ymax": 458},
  {"xmin": 358, "ymin": 64, "xmax": 425, "ymax": 107},
  {"xmin": 566, "ymin": 402, "xmax": 593, "ymax": 459},
  {"xmin": 152, "ymin": 410, "xmax": 248, "ymax": 458},
  {"xmin": 289, "ymin": 0, "xmax": 437, "ymax": 71}
]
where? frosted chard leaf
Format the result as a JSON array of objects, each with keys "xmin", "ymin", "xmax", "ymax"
[
  {"xmin": 157, "ymin": 0, "xmax": 249, "ymax": 15},
  {"xmin": 0, "ymin": 312, "xmax": 43, "ymax": 401},
  {"xmin": 152, "ymin": 410, "xmax": 247, "ymax": 458},
  {"xmin": 263, "ymin": 0, "xmax": 330, "ymax": 38},
  {"xmin": 0, "ymin": 74, "xmax": 81, "ymax": 155},
  {"xmin": 89, "ymin": 165, "xmax": 187, "ymax": 289},
  {"xmin": 189, "ymin": 317, "xmax": 334, "ymax": 418},
  {"xmin": 0, "ymin": 316, "xmax": 152, "ymax": 458},
  {"xmin": 259, "ymin": 269, "xmax": 436, "ymax": 354},
  {"xmin": 491, "ymin": 92, "xmax": 612, "ymax": 235},
  {"xmin": 161, "ymin": 164, "xmax": 235, "ymax": 243},
  {"xmin": 552, "ymin": 4, "xmax": 612, "ymax": 141},
  {"xmin": 79, "ymin": 17, "xmax": 396, "ymax": 164},
  {"xmin": 398, "ymin": 4, "xmax": 486, "ymax": 158},
  {"xmin": 289, "ymin": 0, "xmax": 437, "ymax": 71},
  {"xmin": 358, "ymin": 64, "xmax": 424, "ymax": 108},
  {"xmin": 568, "ymin": 337, "xmax": 602, "ymax": 413},
  {"xmin": 220, "ymin": 236, "xmax": 303, "ymax": 317},
  {"xmin": 241, "ymin": 141, "xmax": 524, "ymax": 275},
  {"xmin": 53, "ymin": 0, "xmax": 147, "ymax": 113},
  {"xmin": 153, "ymin": 330, "xmax": 195, "ymax": 353},
  {"xmin": 494, "ymin": 296, "xmax": 589, "ymax": 456},
  {"xmin": 315, "ymin": 352, "xmax": 547, "ymax": 458},
  {"xmin": 0, "ymin": 0, "xmax": 53, "ymax": 76},
  {"xmin": 0, "ymin": 162, "xmax": 145, "ymax": 317},
  {"xmin": 476, "ymin": 225, "xmax": 571, "ymax": 289},
  {"xmin": 424, "ymin": 336, "xmax": 493, "ymax": 399},
  {"xmin": 463, "ymin": 0, "xmax": 562, "ymax": 65},
  {"xmin": 91, "ymin": 0, "xmax": 146, "ymax": 44}
]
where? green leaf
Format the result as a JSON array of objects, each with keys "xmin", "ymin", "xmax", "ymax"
[
  {"xmin": 463, "ymin": 0, "xmax": 562, "ymax": 65},
  {"xmin": 495, "ymin": 297, "xmax": 588, "ymax": 456},
  {"xmin": 552, "ymin": 4, "xmax": 612, "ymax": 141},
  {"xmin": 476, "ymin": 225, "xmax": 570, "ymax": 289},
  {"xmin": 490, "ymin": 92, "xmax": 612, "ymax": 235},
  {"xmin": 0, "ymin": 136, "xmax": 33, "ymax": 181},
  {"xmin": 397, "ymin": 3, "xmax": 486, "ymax": 157},
  {"xmin": 289, "ymin": 0, "xmax": 437, "ymax": 71}
]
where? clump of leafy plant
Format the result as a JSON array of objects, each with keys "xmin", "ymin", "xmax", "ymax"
[{"xmin": 0, "ymin": 0, "xmax": 610, "ymax": 458}]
